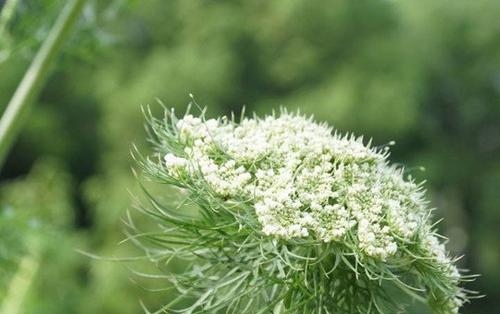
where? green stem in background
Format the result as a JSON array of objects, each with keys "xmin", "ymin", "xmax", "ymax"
[
  {"xmin": 0, "ymin": 0, "xmax": 86, "ymax": 171},
  {"xmin": 0, "ymin": 241, "xmax": 40, "ymax": 314}
]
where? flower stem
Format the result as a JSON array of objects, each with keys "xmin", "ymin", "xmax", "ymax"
[{"xmin": 0, "ymin": 0, "xmax": 86, "ymax": 171}]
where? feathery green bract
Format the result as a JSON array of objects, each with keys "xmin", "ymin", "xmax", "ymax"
[{"xmin": 132, "ymin": 106, "xmax": 477, "ymax": 314}]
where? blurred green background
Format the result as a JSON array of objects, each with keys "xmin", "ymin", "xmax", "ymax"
[{"xmin": 1, "ymin": 0, "xmax": 499, "ymax": 313}]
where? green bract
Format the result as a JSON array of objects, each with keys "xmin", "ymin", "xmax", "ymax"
[{"xmin": 134, "ymin": 107, "xmax": 475, "ymax": 314}]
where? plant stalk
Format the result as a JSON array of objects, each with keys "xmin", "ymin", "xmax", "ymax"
[
  {"xmin": 0, "ymin": 0, "xmax": 86, "ymax": 171},
  {"xmin": 0, "ymin": 244, "xmax": 40, "ymax": 314}
]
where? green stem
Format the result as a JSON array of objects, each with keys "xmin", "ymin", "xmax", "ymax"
[
  {"xmin": 0, "ymin": 0, "xmax": 86, "ymax": 171},
  {"xmin": 0, "ymin": 244, "xmax": 40, "ymax": 314}
]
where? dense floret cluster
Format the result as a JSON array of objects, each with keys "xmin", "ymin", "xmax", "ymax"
[
  {"xmin": 138, "ymin": 108, "xmax": 472, "ymax": 313},
  {"xmin": 166, "ymin": 113, "xmax": 433, "ymax": 260}
]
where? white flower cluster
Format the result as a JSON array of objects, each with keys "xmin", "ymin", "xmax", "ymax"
[
  {"xmin": 162, "ymin": 112, "xmax": 450, "ymax": 263},
  {"xmin": 422, "ymin": 230, "xmax": 463, "ymax": 312}
]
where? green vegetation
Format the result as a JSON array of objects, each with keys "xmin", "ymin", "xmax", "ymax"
[{"xmin": 0, "ymin": 1, "xmax": 499, "ymax": 313}]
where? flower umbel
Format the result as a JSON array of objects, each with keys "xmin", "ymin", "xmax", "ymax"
[{"xmin": 134, "ymin": 106, "xmax": 476, "ymax": 313}]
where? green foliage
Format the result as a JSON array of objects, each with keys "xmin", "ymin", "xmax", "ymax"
[
  {"xmin": 0, "ymin": 0, "xmax": 499, "ymax": 313},
  {"xmin": 0, "ymin": 159, "xmax": 81, "ymax": 311},
  {"xmin": 0, "ymin": 0, "xmax": 128, "ymax": 65}
]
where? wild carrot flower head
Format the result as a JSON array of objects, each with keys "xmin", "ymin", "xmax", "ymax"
[{"xmin": 135, "ymin": 106, "xmax": 475, "ymax": 313}]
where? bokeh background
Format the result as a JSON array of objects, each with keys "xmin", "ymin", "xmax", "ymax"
[{"xmin": 1, "ymin": 0, "xmax": 499, "ymax": 313}]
